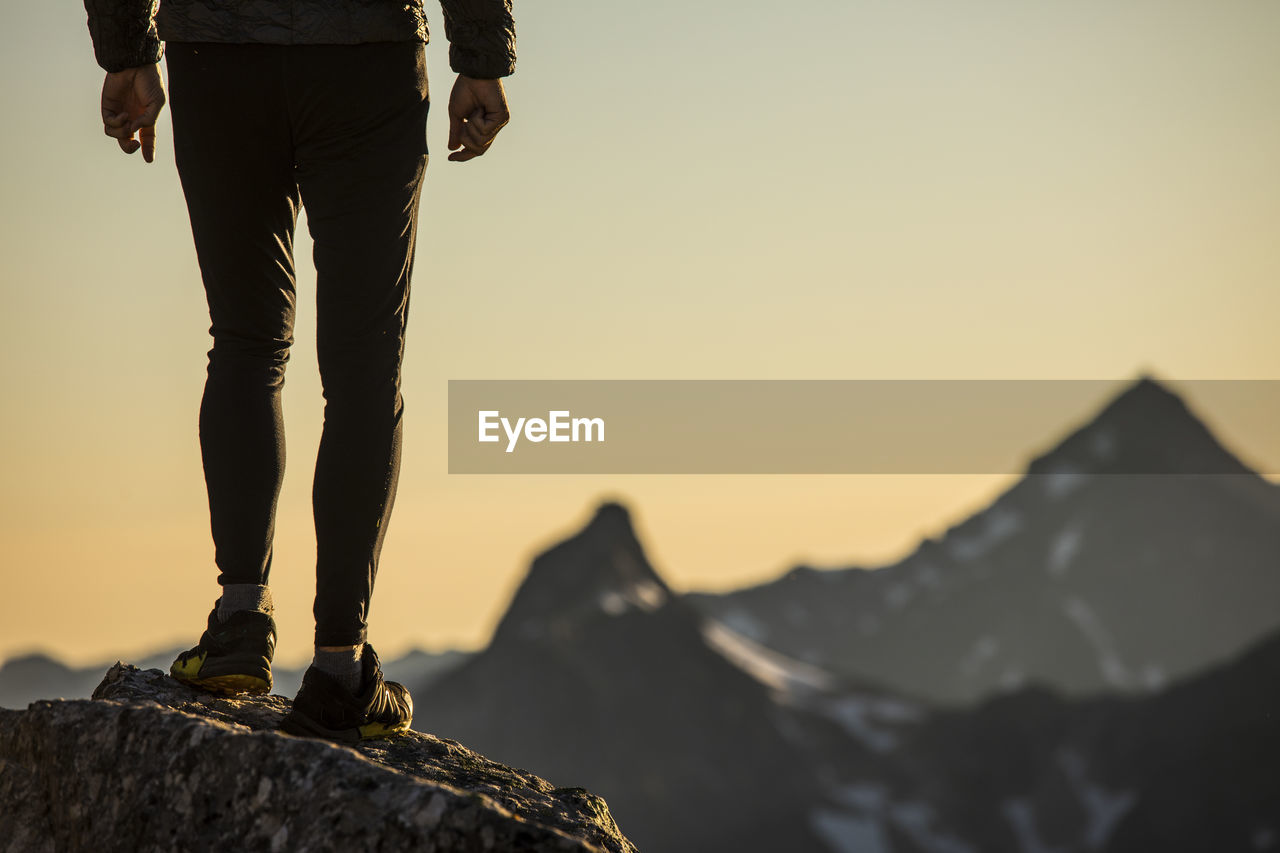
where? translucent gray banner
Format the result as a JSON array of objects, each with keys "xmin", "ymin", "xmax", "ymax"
[{"xmin": 446, "ymin": 379, "xmax": 1280, "ymax": 474}]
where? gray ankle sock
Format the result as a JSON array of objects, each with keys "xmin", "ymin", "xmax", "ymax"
[
  {"xmin": 314, "ymin": 644, "xmax": 364, "ymax": 693},
  {"xmin": 217, "ymin": 584, "xmax": 273, "ymax": 622}
]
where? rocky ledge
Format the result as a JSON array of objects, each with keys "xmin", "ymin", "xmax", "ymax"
[{"xmin": 0, "ymin": 664, "xmax": 638, "ymax": 853}]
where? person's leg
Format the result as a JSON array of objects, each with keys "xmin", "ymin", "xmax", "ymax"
[
  {"xmin": 164, "ymin": 43, "xmax": 297, "ymax": 695},
  {"xmin": 279, "ymin": 42, "xmax": 424, "ymax": 735},
  {"xmin": 287, "ymin": 42, "xmax": 429, "ymax": 657},
  {"xmin": 166, "ymin": 43, "xmax": 302, "ymax": 601}
]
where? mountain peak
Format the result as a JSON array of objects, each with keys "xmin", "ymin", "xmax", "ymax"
[
  {"xmin": 586, "ymin": 500, "xmax": 633, "ymax": 536},
  {"xmin": 1098, "ymin": 374, "xmax": 1184, "ymax": 418},
  {"xmin": 492, "ymin": 502, "xmax": 673, "ymax": 644},
  {"xmin": 1027, "ymin": 375, "xmax": 1252, "ymax": 478}
]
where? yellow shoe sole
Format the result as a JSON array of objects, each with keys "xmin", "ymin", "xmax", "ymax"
[
  {"xmin": 171, "ymin": 652, "xmax": 271, "ymax": 696},
  {"xmin": 357, "ymin": 719, "xmax": 413, "ymax": 740}
]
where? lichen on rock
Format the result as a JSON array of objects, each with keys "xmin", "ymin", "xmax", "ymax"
[{"xmin": 0, "ymin": 664, "xmax": 638, "ymax": 853}]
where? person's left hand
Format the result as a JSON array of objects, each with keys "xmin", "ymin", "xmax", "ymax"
[
  {"xmin": 447, "ymin": 75, "xmax": 510, "ymax": 162},
  {"xmin": 101, "ymin": 63, "xmax": 167, "ymax": 163}
]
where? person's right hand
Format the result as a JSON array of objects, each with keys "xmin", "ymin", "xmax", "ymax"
[
  {"xmin": 101, "ymin": 63, "xmax": 167, "ymax": 163},
  {"xmin": 447, "ymin": 75, "xmax": 510, "ymax": 162}
]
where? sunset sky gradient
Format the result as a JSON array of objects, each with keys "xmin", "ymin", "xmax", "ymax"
[{"xmin": 1, "ymin": 0, "xmax": 1278, "ymax": 667}]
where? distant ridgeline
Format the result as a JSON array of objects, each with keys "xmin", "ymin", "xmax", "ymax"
[
  {"xmin": 5, "ymin": 376, "xmax": 1278, "ymax": 852},
  {"xmin": 0, "ymin": 645, "xmax": 469, "ymax": 712},
  {"xmin": 414, "ymin": 378, "xmax": 1280, "ymax": 853},
  {"xmin": 691, "ymin": 376, "xmax": 1280, "ymax": 702}
]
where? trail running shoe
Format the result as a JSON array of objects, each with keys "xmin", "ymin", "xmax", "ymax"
[
  {"xmin": 170, "ymin": 605, "xmax": 275, "ymax": 696},
  {"xmin": 281, "ymin": 644, "xmax": 413, "ymax": 743}
]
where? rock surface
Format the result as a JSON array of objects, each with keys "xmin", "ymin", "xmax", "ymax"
[{"xmin": 0, "ymin": 664, "xmax": 638, "ymax": 853}]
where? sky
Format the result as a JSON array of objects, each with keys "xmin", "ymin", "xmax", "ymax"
[{"xmin": 1, "ymin": 0, "xmax": 1278, "ymax": 667}]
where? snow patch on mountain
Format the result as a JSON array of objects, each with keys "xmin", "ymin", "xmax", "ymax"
[
  {"xmin": 811, "ymin": 810, "xmax": 889, "ymax": 853},
  {"xmin": 1047, "ymin": 523, "xmax": 1084, "ymax": 578},
  {"xmin": 916, "ymin": 563, "xmax": 942, "ymax": 590},
  {"xmin": 598, "ymin": 579, "xmax": 667, "ymax": 616},
  {"xmin": 1057, "ymin": 749, "xmax": 1136, "ymax": 849},
  {"xmin": 947, "ymin": 505, "xmax": 1022, "ymax": 562},
  {"xmin": 718, "ymin": 607, "xmax": 768, "ymax": 643},
  {"xmin": 825, "ymin": 785, "xmax": 975, "ymax": 853},
  {"xmin": 959, "ymin": 636, "xmax": 999, "ymax": 677},
  {"xmin": 1062, "ymin": 596, "xmax": 1131, "ymax": 688},
  {"xmin": 890, "ymin": 801, "xmax": 976, "ymax": 853},
  {"xmin": 830, "ymin": 783, "xmax": 889, "ymax": 812},
  {"xmin": 1140, "ymin": 664, "xmax": 1166, "ymax": 690},
  {"xmin": 885, "ymin": 582, "xmax": 913, "ymax": 611},
  {"xmin": 700, "ymin": 620, "xmax": 835, "ymax": 698},
  {"xmin": 1041, "ymin": 464, "xmax": 1088, "ymax": 500},
  {"xmin": 1090, "ymin": 427, "xmax": 1117, "ymax": 461},
  {"xmin": 1000, "ymin": 668, "xmax": 1027, "ymax": 691},
  {"xmin": 821, "ymin": 693, "xmax": 925, "ymax": 754}
]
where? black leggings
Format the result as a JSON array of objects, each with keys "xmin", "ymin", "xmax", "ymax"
[{"xmin": 165, "ymin": 41, "xmax": 429, "ymax": 646}]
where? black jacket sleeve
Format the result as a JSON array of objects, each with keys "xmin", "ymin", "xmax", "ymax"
[
  {"xmin": 439, "ymin": 0, "xmax": 516, "ymax": 79},
  {"xmin": 84, "ymin": 0, "xmax": 163, "ymax": 72}
]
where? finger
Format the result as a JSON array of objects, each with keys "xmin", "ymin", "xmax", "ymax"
[
  {"xmin": 461, "ymin": 123, "xmax": 495, "ymax": 153},
  {"xmin": 118, "ymin": 135, "xmax": 140, "ymax": 155},
  {"xmin": 130, "ymin": 101, "xmax": 163, "ymax": 135},
  {"xmin": 476, "ymin": 113, "xmax": 510, "ymax": 146},
  {"xmin": 104, "ymin": 122, "xmax": 133, "ymax": 140},
  {"xmin": 481, "ymin": 108, "xmax": 511, "ymax": 132},
  {"xmin": 448, "ymin": 113, "xmax": 464, "ymax": 150},
  {"xmin": 460, "ymin": 133, "xmax": 491, "ymax": 157},
  {"xmin": 448, "ymin": 148, "xmax": 480, "ymax": 163},
  {"xmin": 462, "ymin": 110, "xmax": 494, "ymax": 139},
  {"xmin": 482, "ymin": 116, "xmax": 510, "ymax": 139},
  {"xmin": 104, "ymin": 111, "xmax": 130, "ymax": 137},
  {"xmin": 463, "ymin": 120, "xmax": 495, "ymax": 145},
  {"xmin": 139, "ymin": 125, "xmax": 157, "ymax": 163},
  {"xmin": 469, "ymin": 108, "xmax": 510, "ymax": 144}
]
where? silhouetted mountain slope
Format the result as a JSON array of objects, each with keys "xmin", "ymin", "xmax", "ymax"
[
  {"xmin": 1097, "ymin": 626, "xmax": 1280, "ymax": 851},
  {"xmin": 415, "ymin": 499, "xmax": 1280, "ymax": 852},
  {"xmin": 860, "ymin": 627, "xmax": 1280, "ymax": 853},
  {"xmin": 416, "ymin": 503, "xmax": 843, "ymax": 853},
  {"xmin": 689, "ymin": 377, "xmax": 1280, "ymax": 702}
]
